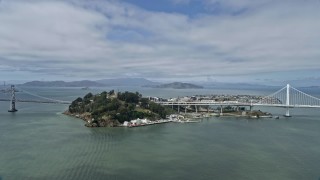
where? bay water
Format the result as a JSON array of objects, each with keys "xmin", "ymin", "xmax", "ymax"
[{"xmin": 0, "ymin": 86, "xmax": 320, "ymax": 180}]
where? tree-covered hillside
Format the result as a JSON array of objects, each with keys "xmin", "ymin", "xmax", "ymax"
[{"xmin": 67, "ymin": 90, "xmax": 175, "ymax": 127}]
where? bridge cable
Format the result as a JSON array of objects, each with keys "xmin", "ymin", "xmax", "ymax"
[{"xmin": 17, "ymin": 88, "xmax": 71, "ymax": 104}]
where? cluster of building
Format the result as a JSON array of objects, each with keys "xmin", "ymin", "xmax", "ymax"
[
  {"xmin": 148, "ymin": 94, "xmax": 265, "ymax": 104},
  {"xmin": 123, "ymin": 94, "xmax": 276, "ymax": 128},
  {"xmin": 121, "ymin": 114, "xmax": 203, "ymax": 127},
  {"xmin": 122, "ymin": 118, "xmax": 172, "ymax": 127}
]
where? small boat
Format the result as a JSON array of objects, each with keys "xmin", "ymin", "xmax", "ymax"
[{"xmin": 274, "ymin": 116, "xmax": 279, "ymax": 119}]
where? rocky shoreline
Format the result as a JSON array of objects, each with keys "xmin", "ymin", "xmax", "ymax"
[{"xmin": 63, "ymin": 111, "xmax": 120, "ymax": 127}]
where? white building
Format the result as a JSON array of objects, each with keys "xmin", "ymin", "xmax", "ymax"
[
  {"xmin": 141, "ymin": 119, "xmax": 149, "ymax": 124},
  {"xmin": 123, "ymin": 121, "xmax": 130, "ymax": 127}
]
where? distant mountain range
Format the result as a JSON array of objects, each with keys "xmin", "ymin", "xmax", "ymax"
[
  {"xmin": 21, "ymin": 79, "xmax": 203, "ymax": 89},
  {"xmin": 147, "ymin": 82, "xmax": 203, "ymax": 89},
  {"xmin": 22, "ymin": 80, "xmax": 105, "ymax": 87},
  {"xmin": 21, "ymin": 78, "xmax": 159, "ymax": 87},
  {"xmin": 96, "ymin": 78, "xmax": 159, "ymax": 86},
  {"xmin": 21, "ymin": 78, "xmax": 303, "ymax": 89},
  {"xmin": 14, "ymin": 77, "xmax": 319, "ymax": 89},
  {"xmin": 200, "ymin": 82, "xmax": 278, "ymax": 89}
]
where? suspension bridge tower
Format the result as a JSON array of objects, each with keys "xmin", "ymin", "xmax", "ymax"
[
  {"xmin": 285, "ymin": 84, "xmax": 291, "ymax": 117},
  {"xmin": 8, "ymin": 85, "xmax": 18, "ymax": 112}
]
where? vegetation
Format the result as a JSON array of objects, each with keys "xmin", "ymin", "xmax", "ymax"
[{"xmin": 67, "ymin": 90, "xmax": 175, "ymax": 127}]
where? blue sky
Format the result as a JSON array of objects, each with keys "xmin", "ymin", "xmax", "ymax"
[{"xmin": 0, "ymin": 0, "xmax": 320, "ymax": 86}]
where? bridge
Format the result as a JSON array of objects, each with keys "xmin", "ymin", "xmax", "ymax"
[
  {"xmin": 156, "ymin": 84, "xmax": 320, "ymax": 117},
  {"xmin": 0, "ymin": 85, "xmax": 72, "ymax": 112}
]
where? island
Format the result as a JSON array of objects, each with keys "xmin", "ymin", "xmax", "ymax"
[
  {"xmin": 146, "ymin": 82, "xmax": 203, "ymax": 89},
  {"xmin": 64, "ymin": 90, "xmax": 175, "ymax": 127}
]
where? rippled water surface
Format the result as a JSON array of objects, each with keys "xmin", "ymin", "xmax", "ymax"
[{"xmin": 1, "ymin": 87, "xmax": 320, "ymax": 180}]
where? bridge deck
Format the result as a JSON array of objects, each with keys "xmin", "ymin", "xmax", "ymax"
[
  {"xmin": 0, "ymin": 99, "xmax": 70, "ymax": 104},
  {"xmin": 156, "ymin": 101, "xmax": 320, "ymax": 108}
]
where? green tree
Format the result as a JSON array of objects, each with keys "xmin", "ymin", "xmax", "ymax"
[{"xmin": 140, "ymin": 98, "xmax": 149, "ymax": 108}]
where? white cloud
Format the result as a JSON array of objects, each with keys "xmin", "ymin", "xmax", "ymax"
[
  {"xmin": 0, "ymin": 0, "xmax": 320, "ymax": 83},
  {"xmin": 0, "ymin": 1, "xmax": 108, "ymax": 59}
]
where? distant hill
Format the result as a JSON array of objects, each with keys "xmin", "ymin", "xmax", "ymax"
[
  {"xmin": 151, "ymin": 82, "xmax": 203, "ymax": 89},
  {"xmin": 195, "ymin": 82, "xmax": 279, "ymax": 90},
  {"xmin": 22, "ymin": 80, "xmax": 105, "ymax": 87},
  {"xmin": 96, "ymin": 78, "xmax": 159, "ymax": 86}
]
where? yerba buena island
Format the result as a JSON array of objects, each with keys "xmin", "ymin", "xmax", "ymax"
[
  {"xmin": 64, "ymin": 89, "xmax": 272, "ymax": 128},
  {"xmin": 64, "ymin": 90, "xmax": 175, "ymax": 127}
]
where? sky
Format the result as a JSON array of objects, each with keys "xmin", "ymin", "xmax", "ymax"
[{"xmin": 0, "ymin": 0, "xmax": 320, "ymax": 86}]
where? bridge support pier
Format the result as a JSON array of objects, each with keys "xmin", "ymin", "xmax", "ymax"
[
  {"xmin": 285, "ymin": 107, "xmax": 291, "ymax": 117},
  {"xmin": 220, "ymin": 105, "xmax": 223, "ymax": 116},
  {"xmin": 185, "ymin": 106, "xmax": 187, "ymax": 114},
  {"xmin": 195, "ymin": 105, "xmax": 198, "ymax": 113}
]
